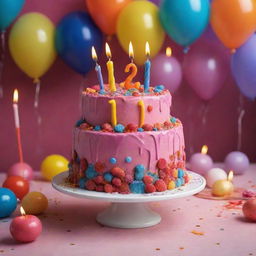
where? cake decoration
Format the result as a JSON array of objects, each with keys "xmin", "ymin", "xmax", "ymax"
[{"xmin": 67, "ymin": 41, "xmax": 190, "ymax": 194}]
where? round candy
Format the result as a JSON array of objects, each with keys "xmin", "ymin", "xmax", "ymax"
[
  {"xmin": 21, "ymin": 192, "xmax": 48, "ymax": 215},
  {"xmin": 206, "ymin": 168, "xmax": 227, "ymax": 188},
  {"xmin": 8, "ymin": 162, "xmax": 34, "ymax": 181},
  {"xmin": 40, "ymin": 154, "xmax": 69, "ymax": 181},
  {"xmin": 0, "ymin": 188, "xmax": 17, "ymax": 218},
  {"xmin": 3, "ymin": 176, "xmax": 29, "ymax": 200},
  {"xmin": 243, "ymin": 199, "xmax": 256, "ymax": 221},
  {"xmin": 224, "ymin": 151, "xmax": 249, "ymax": 175}
]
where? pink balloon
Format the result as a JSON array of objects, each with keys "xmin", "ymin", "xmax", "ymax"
[
  {"xmin": 8, "ymin": 162, "xmax": 34, "ymax": 181},
  {"xmin": 151, "ymin": 54, "xmax": 182, "ymax": 93},
  {"xmin": 183, "ymin": 39, "xmax": 230, "ymax": 100}
]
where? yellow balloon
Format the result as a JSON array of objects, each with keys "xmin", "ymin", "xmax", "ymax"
[
  {"xmin": 40, "ymin": 154, "xmax": 69, "ymax": 181},
  {"xmin": 9, "ymin": 12, "xmax": 56, "ymax": 80},
  {"xmin": 21, "ymin": 191, "xmax": 48, "ymax": 215},
  {"xmin": 117, "ymin": 1, "xmax": 165, "ymax": 65}
]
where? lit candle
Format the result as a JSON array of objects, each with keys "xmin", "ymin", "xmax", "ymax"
[
  {"xmin": 144, "ymin": 41, "xmax": 151, "ymax": 92},
  {"xmin": 108, "ymin": 99, "xmax": 117, "ymax": 126},
  {"xmin": 91, "ymin": 46, "xmax": 104, "ymax": 92},
  {"xmin": 105, "ymin": 43, "xmax": 116, "ymax": 92},
  {"xmin": 123, "ymin": 42, "xmax": 140, "ymax": 90},
  {"xmin": 138, "ymin": 100, "xmax": 145, "ymax": 127},
  {"xmin": 13, "ymin": 89, "xmax": 23, "ymax": 163},
  {"xmin": 166, "ymin": 46, "xmax": 172, "ymax": 57},
  {"xmin": 212, "ymin": 171, "xmax": 234, "ymax": 197},
  {"xmin": 10, "ymin": 206, "xmax": 42, "ymax": 243},
  {"xmin": 189, "ymin": 145, "xmax": 213, "ymax": 175}
]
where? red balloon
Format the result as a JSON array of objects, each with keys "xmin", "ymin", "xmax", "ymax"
[
  {"xmin": 86, "ymin": 0, "xmax": 132, "ymax": 35},
  {"xmin": 243, "ymin": 199, "xmax": 256, "ymax": 222},
  {"xmin": 3, "ymin": 176, "xmax": 29, "ymax": 200}
]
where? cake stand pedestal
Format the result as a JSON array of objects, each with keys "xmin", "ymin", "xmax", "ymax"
[{"xmin": 52, "ymin": 171, "xmax": 205, "ymax": 229}]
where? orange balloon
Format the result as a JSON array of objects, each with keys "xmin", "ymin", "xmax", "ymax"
[
  {"xmin": 211, "ymin": 0, "xmax": 256, "ymax": 50},
  {"xmin": 86, "ymin": 0, "xmax": 132, "ymax": 35}
]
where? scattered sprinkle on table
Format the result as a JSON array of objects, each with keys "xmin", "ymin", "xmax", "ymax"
[
  {"xmin": 155, "ymin": 248, "xmax": 160, "ymax": 251},
  {"xmin": 191, "ymin": 230, "xmax": 204, "ymax": 236},
  {"xmin": 179, "ymin": 247, "xmax": 184, "ymax": 250},
  {"xmin": 70, "ymin": 243, "xmax": 75, "ymax": 246},
  {"xmin": 216, "ymin": 243, "xmax": 220, "ymax": 246}
]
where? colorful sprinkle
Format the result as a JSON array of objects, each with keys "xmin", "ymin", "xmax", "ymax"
[
  {"xmin": 85, "ymin": 164, "xmax": 98, "ymax": 179},
  {"xmin": 191, "ymin": 230, "xmax": 204, "ymax": 236},
  {"xmin": 143, "ymin": 175, "xmax": 154, "ymax": 184},
  {"xmin": 157, "ymin": 158, "xmax": 167, "ymax": 169},
  {"xmin": 147, "ymin": 105, "xmax": 153, "ymax": 112},
  {"xmin": 168, "ymin": 180, "xmax": 176, "ymax": 190},
  {"xmin": 135, "ymin": 164, "xmax": 145, "ymax": 180},
  {"xmin": 85, "ymin": 180, "xmax": 96, "ymax": 191},
  {"xmin": 170, "ymin": 117, "xmax": 177, "ymax": 123},
  {"xmin": 75, "ymin": 119, "xmax": 85, "ymax": 127},
  {"xmin": 109, "ymin": 157, "xmax": 117, "ymax": 164},
  {"xmin": 129, "ymin": 181, "xmax": 145, "ymax": 194},
  {"xmin": 112, "ymin": 177, "xmax": 122, "ymax": 187},
  {"xmin": 94, "ymin": 125, "xmax": 101, "ymax": 131},
  {"xmin": 114, "ymin": 124, "xmax": 125, "ymax": 133},
  {"xmin": 104, "ymin": 184, "xmax": 114, "ymax": 193},
  {"xmin": 111, "ymin": 167, "xmax": 125, "ymax": 178},
  {"xmin": 145, "ymin": 183, "xmax": 156, "ymax": 193},
  {"xmin": 103, "ymin": 172, "xmax": 113, "ymax": 182},
  {"xmin": 137, "ymin": 127, "xmax": 144, "ymax": 132},
  {"xmin": 155, "ymin": 179, "xmax": 167, "ymax": 192},
  {"xmin": 125, "ymin": 156, "xmax": 132, "ymax": 163}
]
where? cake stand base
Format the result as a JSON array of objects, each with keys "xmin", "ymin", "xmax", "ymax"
[
  {"xmin": 52, "ymin": 171, "xmax": 205, "ymax": 229},
  {"xmin": 97, "ymin": 202, "xmax": 161, "ymax": 228}
]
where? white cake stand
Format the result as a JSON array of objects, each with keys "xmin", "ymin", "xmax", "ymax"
[{"xmin": 52, "ymin": 171, "xmax": 205, "ymax": 229}]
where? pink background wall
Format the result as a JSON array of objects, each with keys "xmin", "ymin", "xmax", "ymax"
[{"xmin": 0, "ymin": 0, "xmax": 255, "ymax": 172}]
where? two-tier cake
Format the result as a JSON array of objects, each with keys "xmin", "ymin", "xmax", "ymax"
[{"xmin": 67, "ymin": 82, "xmax": 189, "ymax": 194}]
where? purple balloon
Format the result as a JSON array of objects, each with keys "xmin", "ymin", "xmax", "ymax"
[
  {"xmin": 149, "ymin": 0, "xmax": 161, "ymax": 6},
  {"xmin": 224, "ymin": 151, "xmax": 250, "ymax": 175},
  {"xmin": 151, "ymin": 54, "xmax": 182, "ymax": 93},
  {"xmin": 183, "ymin": 39, "xmax": 230, "ymax": 100},
  {"xmin": 231, "ymin": 34, "xmax": 256, "ymax": 100}
]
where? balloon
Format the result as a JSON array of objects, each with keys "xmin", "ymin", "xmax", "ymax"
[
  {"xmin": 0, "ymin": 188, "xmax": 17, "ymax": 218},
  {"xmin": 149, "ymin": 0, "xmax": 160, "ymax": 5},
  {"xmin": 86, "ymin": 0, "xmax": 132, "ymax": 35},
  {"xmin": 117, "ymin": 1, "xmax": 165, "ymax": 65},
  {"xmin": 183, "ymin": 39, "xmax": 229, "ymax": 101},
  {"xmin": 159, "ymin": 0, "xmax": 210, "ymax": 47},
  {"xmin": 40, "ymin": 154, "xmax": 69, "ymax": 181},
  {"xmin": 151, "ymin": 52, "xmax": 182, "ymax": 93},
  {"xmin": 56, "ymin": 11, "xmax": 103, "ymax": 75},
  {"xmin": 211, "ymin": 0, "xmax": 256, "ymax": 50},
  {"xmin": 231, "ymin": 34, "xmax": 256, "ymax": 100},
  {"xmin": 9, "ymin": 12, "xmax": 56, "ymax": 81},
  {"xmin": 8, "ymin": 162, "xmax": 34, "ymax": 181},
  {"xmin": 0, "ymin": 0, "xmax": 25, "ymax": 31},
  {"xmin": 21, "ymin": 192, "xmax": 48, "ymax": 215}
]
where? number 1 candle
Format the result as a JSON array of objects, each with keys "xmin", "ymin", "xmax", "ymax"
[
  {"xmin": 105, "ymin": 43, "xmax": 116, "ymax": 92},
  {"xmin": 108, "ymin": 99, "xmax": 117, "ymax": 126},
  {"xmin": 91, "ymin": 46, "xmax": 104, "ymax": 92},
  {"xmin": 13, "ymin": 89, "xmax": 24, "ymax": 163},
  {"xmin": 144, "ymin": 42, "xmax": 151, "ymax": 92},
  {"xmin": 138, "ymin": 100, "xmax": 145, "ymax": 127}
]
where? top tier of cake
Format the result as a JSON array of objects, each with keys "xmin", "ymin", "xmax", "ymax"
[{"xmin": 81, "ymin": 84, "xmax": 172, "ymax": 127}]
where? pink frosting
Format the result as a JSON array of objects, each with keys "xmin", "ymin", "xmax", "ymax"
[
  {"xmin": 81, "ymin": 91, "xmax": 172, "ymax": 126},
  {"xmin": 73, "ymin": 124, "xmax": 185, "ymax": 176}
]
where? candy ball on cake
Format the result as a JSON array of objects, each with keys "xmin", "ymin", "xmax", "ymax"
[{"xmin": 8, "ymin": 162, "xmax": 34, "ymax": 181}]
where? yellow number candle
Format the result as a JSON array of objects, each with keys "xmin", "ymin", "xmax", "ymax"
[
  {"xmin": 108, "ymin": 99, "xmax": 117, "ymax": 126},
  {"xmin": 105, "ymin": 43, "xmax": 116, "ymax": 92},
  {"xmin": 138, "ymin": 100, "xmax": 145, "ymax": 127}
]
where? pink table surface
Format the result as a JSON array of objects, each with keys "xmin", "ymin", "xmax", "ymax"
[{"xmin": 0, "ymin": 165, "xmax": 256, "ymax": 256}]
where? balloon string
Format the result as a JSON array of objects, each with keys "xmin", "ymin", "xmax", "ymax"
[
  {"xmin": 34, "ymin": 79, "xmax": 41, "ymax": 108},
  {"xmin": 201, "ymin": 101, "xmax": 209, "ymax": 145},
  {"xmin": 0, "ymin": 31, "xmax": 5, "ymax": 98},
  {"xmin": 237, "ymin": 94, "xmax": 245, "ymax": 151}
]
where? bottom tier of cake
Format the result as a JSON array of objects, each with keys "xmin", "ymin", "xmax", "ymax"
[{"xmin": 68, "ymin": 124, "xmax": 189, "ymax": 194}]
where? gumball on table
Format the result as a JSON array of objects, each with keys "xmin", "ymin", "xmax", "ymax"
[
  {"xmin": 243, "ymin": 199, "xmax": 256, "ymax": 222},
  {"xmin": 3, "ymin": 176, "xmax": 29, "ymax": 200},
  {"xmin": 10, "ymin": 207, "xmax": 42, "ymax": 243},
  {"xmin": 40, "ymin": 154, "xmax": 69, "ymax": 181},
  {"xmin": 224, "ymin": 151, "xmax": 249, "ymax": 175},
  {"xmin": 8, "ymin": 162, "xmax": 34, "ymax": 181},
  {"xmin": 0, "ymin": 188, "xmax": 17, "ymax": 218},
  {"xmin": 21, "ymin": 192, "xmax": 48, "ymax": 215}
]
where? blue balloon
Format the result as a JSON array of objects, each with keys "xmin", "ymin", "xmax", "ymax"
[
  {"xmin": 56, "ymin": 11, "xmax": 103, "ymax": 75},
  {"xmin": 159, "ymin": 0, "xmax": 210, "ymax": 47},
  {"xmin": 0, "ymin": 0, "xmax": 25, "ymax": 32},
  {"xmin": 0, "ymin": 188, "xmax": 17, "ymax": 218},
  {"xmin": 231, "ymin": 34, "xmax": 256, "ymax": 100}
]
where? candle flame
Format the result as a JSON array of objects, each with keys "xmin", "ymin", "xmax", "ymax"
[
  {"xmin": 13, "ymin": 89, "xmax": 18, "ymax": 103},
  {"xmin": 20, "ymin": 206, "xmax": 26, "ymax": 216},
  {"xmin": 228, "ymin": 171, "xmax": 234, "ymax": 181},
  {"xmin": 201, "ymin": 145, "xmax": 208, "ymax": 154},
  {"xmin": 105, "ymin": 42, "xmax": 112, "ymax": 59},
  {"xmin": 145, "ymin": 41, "xmax": 150, "ymax": 57},
  {"xmin": 166, "ymin": 47, "xmax": 172, "ymax": 57},
  {"xmin": 129, "ymin": 41, "xmax": 134, "ymax": 59},
  {"xmin": 91, "ymin": 46, "xmax": 98, "ymax": 62}
]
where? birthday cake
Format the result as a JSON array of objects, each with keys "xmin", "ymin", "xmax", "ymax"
[{"xmin": 67, "ymin": 83, "xmax": 189, "ymax": 194}]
